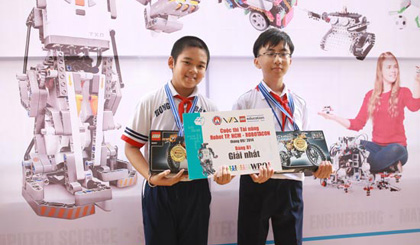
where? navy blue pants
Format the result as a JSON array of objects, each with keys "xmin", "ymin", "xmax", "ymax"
[
  {"xmin": 238, "ymin": 176, "xmax": 303, "ymax": 245},
  {"xmin": 142, "ymin": 179, "xmax": 211, "ymax": 245},
  {"xmin": 361, "ymin": 140, "xmax": 408, "ymax": 173}
]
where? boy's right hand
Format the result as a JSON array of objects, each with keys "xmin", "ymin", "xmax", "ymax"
[{"xmin": 149, "ymin": 169, "xmax": 187, "ymax": 186}]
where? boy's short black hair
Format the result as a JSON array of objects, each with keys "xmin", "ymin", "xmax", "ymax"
[
  {"xmin": 253, "ymin": 28, "xmax": 295, "ymax": 58},
  {"xmin": 171, "ymin": 36, "xmax": 210, "ymax": 68}
]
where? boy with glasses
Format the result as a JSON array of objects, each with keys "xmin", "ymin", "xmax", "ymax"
[{"xmin": 232, "ymin": 28, "xmax": 332, "ymax": 245}]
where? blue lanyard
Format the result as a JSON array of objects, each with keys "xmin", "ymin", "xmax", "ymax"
[
  {"xmin": 258, "ymin": 82, "xmax": 299, "ymax": 131},
  {"xmin": 164, "ymin": 83, "xmax": 198, "ymax": 136}
]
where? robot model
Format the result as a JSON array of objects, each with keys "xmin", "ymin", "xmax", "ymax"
[
  {"xmin": 198, "ymin": 143, "xmax": 218, "ymax": 176},
  {"xmin": 140, "ymin": 0, "xmax": 201, "ymax": 33},
  {"xmin": 307, "ymin": 6, "xmax": 375, "ymax": 60},
  {"xmin": 218, "ymin": 0, "xmax": 297, "ymax": 31},
  {"xmin": 320, "ymin": 135, "xmax": 401, "ymax": 196},
  {"xmin": 16, "ymin": 0, "xmax": 200, "ymax": 219},
  {"xmin": 389, "ymin": 0, "xmax": 420, "ymax": 29}
]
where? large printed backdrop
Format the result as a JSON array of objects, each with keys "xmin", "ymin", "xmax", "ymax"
[{"xmin": 1, "ymin": 0, "xmax": 420, "ymax": 244}]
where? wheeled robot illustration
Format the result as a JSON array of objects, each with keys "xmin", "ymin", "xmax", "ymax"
[
  {"xmin": 16, "ymin": 0, "xmax": 200, "ymax": 219},
  {"xmin": 389, "ymin": 0, "xmax": 420, "ymax": 29},
  {"xmin": 320, "ymin": 135, "xmax": 401, "ymax": 196},
  {"xmin": 307, "ymin": 6, "xmax": 375, "ymax": 60},
  {"xmin": 218, "ymin": 0, "xmax": 298, "ymax": 31},
  {"xmin": 279, "ymin": 132, "xmax": 326, "ymax": 167},
  {"xmin": 198, "ymin": 143, "xmax": 218, "ymax": 176}
]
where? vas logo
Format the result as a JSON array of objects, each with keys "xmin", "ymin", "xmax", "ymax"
[
  {"xmin": 223, "ymin": 117, "xmax": 239, "ymax": 123},
  {"xmin": 212, "ymin": 116, "xmax": 222, "ymax": 125}
]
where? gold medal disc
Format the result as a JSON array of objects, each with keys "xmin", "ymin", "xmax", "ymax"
[
  {"xmin": 293, "ymin": 138, "xmax": 308, "ymax": 152},
  {"xmin": 170, "ymin": 144, "xmax": 186, "ymax": 162}
]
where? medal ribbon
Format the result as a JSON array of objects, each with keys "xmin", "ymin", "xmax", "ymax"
[
  {"xmin": 165, "ymin": 83, "xmax": 198, "ymax": 136},
  {"xmin": 258, "ymin": 82, "xmax": 299, "ymax": 131}
]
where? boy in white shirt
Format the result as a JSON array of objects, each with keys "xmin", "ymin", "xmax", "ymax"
[
  {"xmin": 233, "ymin": 29, "xmax": 332, "ymax": 245},
  {"xmin": 122, "ymin": 36, "xmax": 232, "ymax": 245}
]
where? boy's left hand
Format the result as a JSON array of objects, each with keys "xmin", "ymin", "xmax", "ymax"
[
  {"xmin": 250, "ymin": 163, "xmax": 274, "ymax": 184},
  {"xmin": 313, "ymin": 161, "xmax": 333, "ymax": 179},
  {"xmin": 213, "ymin": 166, "xmax": 234, "ymax": 185}
]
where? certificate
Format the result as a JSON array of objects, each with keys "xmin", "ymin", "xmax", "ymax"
[{"xmin": 183, "ymin": 108, "xmax": 282, "ymax": 180}]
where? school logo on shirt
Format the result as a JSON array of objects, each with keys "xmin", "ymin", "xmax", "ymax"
[
  {"xmin": 154, "ymin": 102, "xmax": 171, "ymax": 117},
  {"xmin": 154, "ymin": 102, "xmax": 207, "ymax": 118}
]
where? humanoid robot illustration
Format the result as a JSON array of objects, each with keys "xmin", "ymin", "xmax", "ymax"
[
  {"xmin": 198, "ymin": 143, "xmax": 218, "ymax": 176},
  {"xmin": 16, "ymin": 0, "xmax": 200, "ymax": 219},
  {"xmin": 218, "ymin": 0, "xmax": 297, "ymax": 31},
  {"xmin": 320, "ymin": 134, "xmax": 401, "ymax": 196},
  {"xmin": 306, "ymin": 6, "xmax": 375, "ymax": 60},
  {"xmin": 389, "ymin": 0, "xmax": 420, "ymax": 29}
]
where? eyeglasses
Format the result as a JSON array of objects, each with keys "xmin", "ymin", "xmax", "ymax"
[{"xmin": 258, "ymin": 52, "xmax": 291, "ymax": 59}]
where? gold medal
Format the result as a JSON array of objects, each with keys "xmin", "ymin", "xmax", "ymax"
[
  {"xmin": 293, "ymin": 138, "xmax": 308, "ymax": 152},
  {"xmin": 170, "ymin": 144, "xmax": 186, "ymax": 162}
]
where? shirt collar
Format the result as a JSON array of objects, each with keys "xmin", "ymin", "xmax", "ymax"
[
  {"xmin": 258, "ymin": 80, "xmax": 288, "ymax": 100},
  {"xmin": 168, "ymin": 80, "xmax": 199, "ymax": 98}
]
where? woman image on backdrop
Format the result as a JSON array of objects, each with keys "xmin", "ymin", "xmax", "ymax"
[{"xmin": 318, "ymin": 52, "xmax": 420, "ymax": 173}]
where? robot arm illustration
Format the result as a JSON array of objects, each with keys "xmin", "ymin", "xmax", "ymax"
[
  {"xmin": 138, "ymin": 0, "xmax": 201, "ymax": 33},
  {"xmin": 306, "ymin": 7, "xmax": 375, "ymax": 60}
]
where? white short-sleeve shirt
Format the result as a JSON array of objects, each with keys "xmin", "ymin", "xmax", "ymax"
[
  {"xmin": 232, "ymin": 81, "xmax": 309, "ymax": 181},
  {"xmin": 122, "ymin": 81, "xmax": 218, "ymax": 161}
]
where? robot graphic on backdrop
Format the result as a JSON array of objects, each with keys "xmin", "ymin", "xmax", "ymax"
[
  {"xmin": 140, "ymin": 0, "xmax": 201, "ymax": 33},
  {"xmin": 218, "ymin": 0, "xmax": 298, "ymax": 31},
  {"xmin": 320, "ymin": 134, "xmax": 401, "ymax": 196},
  {"xmin": 198, "ymin": 143, "xmax": 218, "ymax": 176},
  {"xmin": 389, "ymin": 0, "xmax": 420, "ymax": 29},
  {"xmin": 306, "ymin": 6, "xmax": 375, "ymax": 60},
  {"xmin": 318, "ymin": 107, "xmax": 402, "ymax": 196},
  {"xmin": 16, "ymin": 0, "xmax": 201, "ymax": 219}
]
